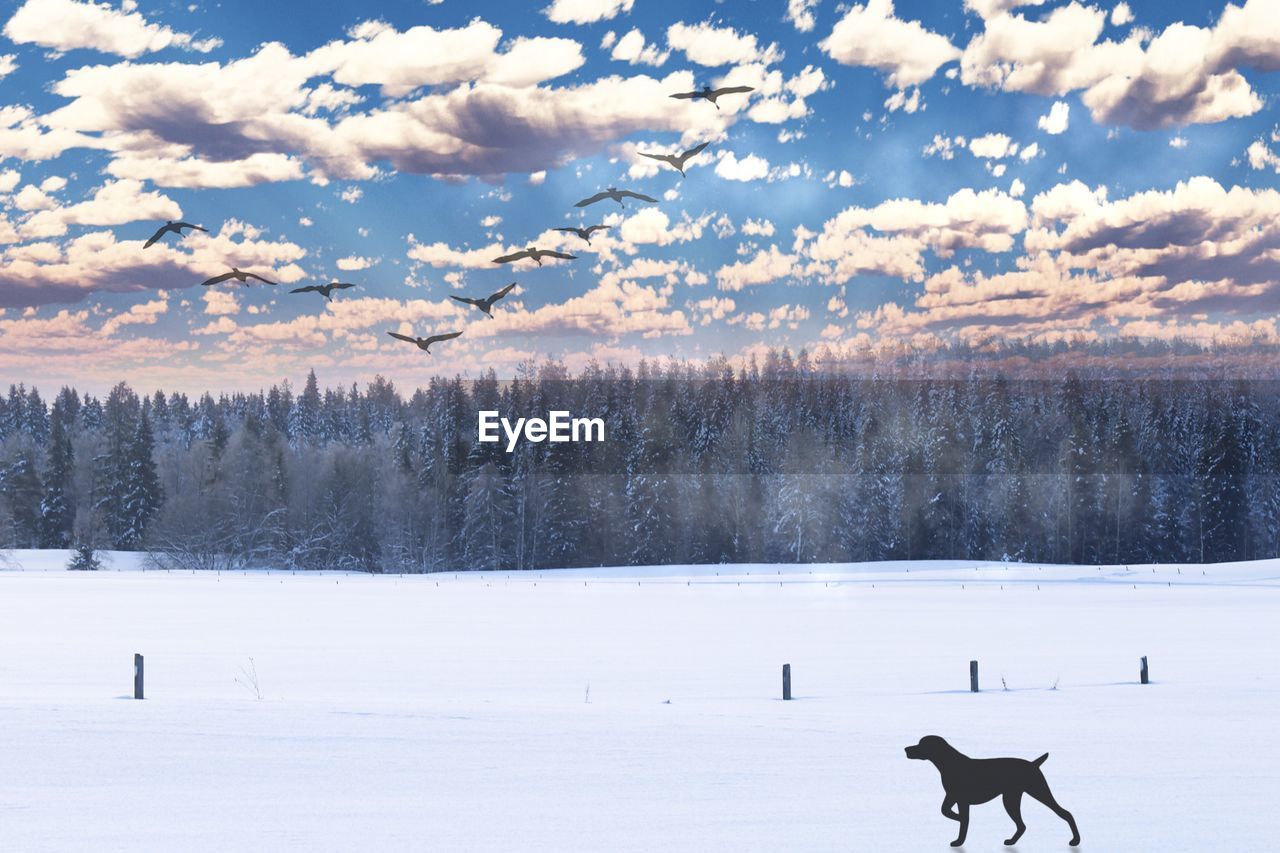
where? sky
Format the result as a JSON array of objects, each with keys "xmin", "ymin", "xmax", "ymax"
[{"xmin": 0, "ymin": 0, "xmax": 1278, "ymax": 394}]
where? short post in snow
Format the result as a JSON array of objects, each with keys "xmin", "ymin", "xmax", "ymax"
[
  {"xmin": 969, "ymin": 660, "xmax": 979, "ymax": 693},
  {"xmin": 134, "ymin": 653, "xmax": 144, "ymax": 700},
  {"xmin": 782, "ymin": 663, "xmax": 792, "ymax": 700},
  {"xmin": 1139, "ymin": 655, "xmax": 1149, "ymax": 685}
]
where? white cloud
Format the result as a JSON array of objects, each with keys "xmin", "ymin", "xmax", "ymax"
[
  {"xmin": 1010, "ymin": 178, "xmax": 1026, "ymax": 198},
  {"xmin": 99, "ymin": 294, "xmax": 168, "ymax": 337},
  {"xmin": 336, "ymin": 255, "xmax": 376, "ymax": 271},
  {"xmin": 4, "ymin": 0, "xmax": 221, "ymax": 58},
  {"xmin": 820, "ymin": 0, "xmax": 960, "ymax": 88},
  {"xmin": 1019, "ymin": 141, "xmax": 1040, "ymax": 161},
  {"xmin": 969, "ymin": 133, "xmax": 1018, "ymax": 159},
  {"xmin": 20, "ymin": 179, "xmax": 180, "ymax": 238},
  {"xmin": 1246, "ymin": 138, "xmax": 1280, "ymax": 173},
  {"xmin": 715, "ymin": 151, "xmax": 770, "ymax": 182},
  {"xmin": 667, "ymin": 21, "xmax": 782, "ymax": 67},
  {"xmin": 1110, "ymin": 3, "xmax": 1134, "ymax": 27},
  {"xmin": 1169, "ymin": 135, "xmax": 1188, "ymax": 149},
  {"xmin": 106, "ymin": 153, "xmax": 305, "ymax": 189},
  {"xmin": 1038, "ymin": 101, "xmax": 1070, "ymax": 134},
  {"xmin": 716, "ymin": 245, "xmax": 798, "ymax": 291},
  {"xmin": 203, "ymin": 289, "xmax": 240, "ymax": 316},
  {"xmin": 786, "ymin": 0, "xmax": 821, "ymax": 33},
  {"xmin": 0, "ymin": 54, "xmax": 16, "ymax": 80},
  {"xmin": 610, "ymin": 28, "xmax": 668, "ymax": 66},
  {"xmin": 962, "ymin": 0, "xmax": 1280, "ymax": 130},
  {"xmin": 544, "ymin": 0, "xmax": 634, "ymax": 25},
  {"xmin": 0, "ymin": 169, "xmax": 20, "ymax": 193}
]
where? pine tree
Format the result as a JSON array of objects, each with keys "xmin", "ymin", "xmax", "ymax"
[{"xmin": 39, "ymin": 404, "xmax": 75, "ymax": 548}]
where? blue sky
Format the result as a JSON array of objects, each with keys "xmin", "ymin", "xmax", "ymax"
[{"xmin": 0, "ymin": 0, "xmax": 1277, "ymax": 393}]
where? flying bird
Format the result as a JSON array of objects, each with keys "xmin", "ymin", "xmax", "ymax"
[
  {"xmin": 554, "ymin": 224, "xmax": 609, "ymax": 244},
  {"xmin": 492, "ymin": 246, "xmax": 578, "ymax": 266},
  {"xmin": 199, "ymin": 268, "xmax": 278, "ymax": 287},
  {"xmin": 450, "ymin": 282, "xmax": 517, "ymax": 318},
  {"xmin": 387, "ymin": 330, "xmax": 463, "ymax": 354},
  {"xmin": 290, "ymin": 281, "xmax": 357, "ymax": 300},
  {"xmin": 574, "ymin": 187, "xmax": 659, "ymax": 208},
  {"xmin": 669, "ymin": 85, "xmax": 755, "ymax": 108},
  {"xmin": 638, "ymin": 142, "xmax": 710, "ymax": 177},
  {"xmin": 143, "ymin": 220, "xmax": 207, "ymax": 249}
]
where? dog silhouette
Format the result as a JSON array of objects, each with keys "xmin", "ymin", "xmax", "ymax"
[{"xmin": 905, "ymin": 735, "xmax": 1080, "ymax": 847}]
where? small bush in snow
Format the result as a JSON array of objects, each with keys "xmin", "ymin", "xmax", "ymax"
[{"xmin": 66, "ymin": 543, "xmax": 101, "ymax": 572}]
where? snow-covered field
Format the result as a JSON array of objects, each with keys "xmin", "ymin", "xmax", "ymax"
[{"xmin": 2, "ymin": 550, "xmax": 1277, "ymax": 852}]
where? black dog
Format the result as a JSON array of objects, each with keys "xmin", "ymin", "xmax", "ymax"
[{"xmin": 905, "ymin": 736, "xmax": 1080, "ymax": 847}]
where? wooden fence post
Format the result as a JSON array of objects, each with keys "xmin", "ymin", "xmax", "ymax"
[
  {"xmin": 969, "ymin": 660, "xmax": 979, "ymax": 693},
  {"xmin": 134, "ymin": 653, "xmax": 144, "ymax": 700},
  {"xmin": 782, "ymin": 663, "xmax": 792, "ymax": 700},
  {"xmin": 1140, "ymin": 655, "xmax": 1149, "ymax": 685}
]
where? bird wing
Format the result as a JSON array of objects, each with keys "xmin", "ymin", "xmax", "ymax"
[
  {"xmin": 245, "ymin": 272, "xmax": 279, "ymax": 285},
  {"xmin": 669, "ymin": 91, "xmax": 698, "ymax": 100},
  {"xmin": 143, "ymin": 225, "xmax": 169, "ymax": 249},
  {"xmin": 387, "ymin": 332, "xmax": 418, "ymax": 344},
  {"xmin": 173, "ymin": 221, "xmax": 204, "ymax": 233},
  {"xmin": 574, "ymin": 191, "xmax": 611, "ymax": 208},
  {"xmin": 200, "ymin": 271, "xmax": 235, "ymax": 286},
  {"xmin": 290, "ymin": 285, "xmax": 319, "ymax": 294},
  {"xmin": 617, "ymin": 191, "xmax": 658, "ymax": 203},
  {"xmin": 583, "ymin": 225, "xmax": 609, "ymax": 236},
  {"xmin": 679, "ymin": 141, "xmax": 711, "ymax": 161},
  {"xmin": 553, "ymin": 227, "xmax": 582, "ymax": 235},
  {"xmin": 493, "ymin": 249, "xmax": 531, "ymax": 263},
  {"xmin": 638, "ymin": 151, "xmax": 673, "ymax": 164},
  {"xmin": 542, "ymin": 251, "xmax": 578, "ymax": 260},
  {"xmin": 711, "ymin": 86, "xmax": 754, "ymax": 96},
  {"xmin": 331, "ymin": 282, "xmax": 356, "ymax": 290},
  {"xmin": 425, "ymin": 331, "xmax": 463, "ymax": 345},
  {"xmin": 449, "ymin": 295, "xmax": 481, "ymax": 307},
  {"xmin": 491, "ymin": 282, "xmax": 517, "ymax": 300}
]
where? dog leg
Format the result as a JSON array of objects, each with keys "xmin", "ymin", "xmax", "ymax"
[
  {"xmin": 941, "ymin": 798, "xmax": 961, "ymax": 822},
  {"xmin": 951, "ymin": 802, "xmax": 970, "ymax": 847},
  {"xmin": 1002, "ymin": 792, "xmax": 1026, "ymax": 845},
  {"xmin": 1026, "ymin": 778, "xmax": 1080, "ymax": 846}
]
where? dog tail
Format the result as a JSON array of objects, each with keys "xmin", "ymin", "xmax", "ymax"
[{"xmin": 1033, "ymin": 753, "xmax": 1049, "ymax": 767}]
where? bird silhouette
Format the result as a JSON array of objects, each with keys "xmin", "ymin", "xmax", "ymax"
[
  {"xmin": 200, "ymin": 268, "xmax": 278, "ymax": 287},
  {"xmin": 144, "ymin": 220, "xmax": 207, "ymax": 249},
  {"xmin": 290, "ymin": 281, "xmax": 357, "ymax": 300},
  {"xmin": 387, "ymin": 330, "xmax": 463, "ymax": 354},
  {"xmin": 669, "ymin": 85, "xmax": 754, "ymax": 108},
  {"xmin": 554, "ymin": 224, "xmax": 609, "ymax": 244},
  {"xmin": 492, "ymin": 246, "xmax": 577, "ymax": 266},
  {"xmin": 574, "ymin": 187, "xmax": 659, "ymax": 208},
  {"xmin": 638, "ymin": 142, "xmax": 710, "ymax": 177},
  {"xmin": 450, "ymin": 282, "xmax": 517, "ymax": 318}
]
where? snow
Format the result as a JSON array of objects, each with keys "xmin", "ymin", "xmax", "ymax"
[{"xmin": 2, "ymin": 551, "xmax": 1277, "ymax": 852}]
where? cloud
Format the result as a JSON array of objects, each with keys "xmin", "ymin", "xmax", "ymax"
[
  {"xmin": 716, "ymin": 245, "xmax": 799, "ymax": 291},
  {"xmin": 666, "ymin": 21, "xmax": 782, "ymax": 67},
  {"xmin": 1038, "ymin": 100, "xmax": 1070, "ymax": 134},
  {"xmin": 610, "ymin": 28, "xmax": 668, "ymax": 66},
  {"xmin": 100, "ymin": 294, "xmax": 167, "ymax": 336},
  {"xmin": 715, "ymin": 151, "xmax": 770, "ymax": 181},
  {"xmin": 19, "ymin": 179, "xmax": 180, "ymax": 239},
  {"xmin": 336, "ymin": 255, "xmax": 376, "ymax": 271},
  {"xmin": 1246, "ymin": 135, "xmax": 1280, "ymax": 173},
  {"xmin": 820, "ymin": 0, "xmax": 960, "ymax": 88},
  {"xmin": 1110, "ymin": 3, "xmax": 1134, "ymax": 27},
  {"xmin": 105, "ymin": 153, "xmax": 306, "ymax": 188},
  {"xmin": 202, "ymin": 289, "xmax": 240, "ymax": 316},
  {"xmin": 968, "ymin": 132, "xmax": 1018, "ymax": 159},
  {"xmin": 0, "ymin": 219, "xmax": 306, "ymax": 308},
  {"xmin": 961, "ymin": 0, "xmax": 1280, "ymax": 130},
  {"xmin": 786, "ymin": 0, "xmax": 821, "ymax": 33},
  {"xmin": 0, "ymin": 54, "xmax": 16, "ymax": 80},
  {"xmin": 4, "ymin": 0, "xmax": 221, "ymax": 58},
  {"xmin": 544, "ymin": 0, "xmax": 634, "ymax": 25}
]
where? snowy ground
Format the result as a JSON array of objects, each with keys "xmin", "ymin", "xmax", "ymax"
[{"xmin": 2, "ymin": 551, "xmax": 1277, "ymax": 852}]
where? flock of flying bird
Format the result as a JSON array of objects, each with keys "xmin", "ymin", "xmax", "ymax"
[{"xmin": 140, "ymin": 85, "xmax": 755, "ymax": 357}]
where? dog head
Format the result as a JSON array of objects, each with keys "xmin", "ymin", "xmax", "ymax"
[{"xmin": 905, "ymin": 735, "xmax": 954, "ymax": 762}]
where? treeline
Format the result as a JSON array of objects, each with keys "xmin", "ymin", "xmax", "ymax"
[{"xmin": 1, "ymin": 352, "xmax": 1278, "ymax": 569}]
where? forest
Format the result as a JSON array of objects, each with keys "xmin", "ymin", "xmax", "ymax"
[{"xmin": 1, "ymin": 347, "xmax": 1277, "ymax": 570}]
